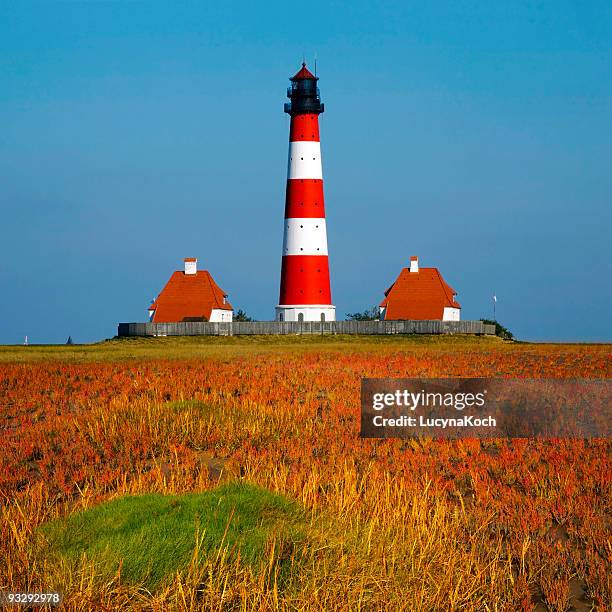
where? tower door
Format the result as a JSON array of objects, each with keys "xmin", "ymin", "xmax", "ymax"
[
  {"xmin": 320, "ymin": 313, "xmax": 326, "ymax": 322},
  {"xmin": 298, "ymin": 313, "xmax": 304, "ymax": 322}
]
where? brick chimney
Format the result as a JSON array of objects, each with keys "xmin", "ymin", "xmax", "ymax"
[
  {"xmin": 410, "ymin": 256, "xmax": 419, "ymax": 273},
  {"xmin": 184, "ymin": 257, "xmax": 197, "ymax": 275}
]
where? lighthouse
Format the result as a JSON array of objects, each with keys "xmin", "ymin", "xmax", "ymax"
[{"xmin": 275, "ymin": 63, "xmax": 336, "ymax": 322}]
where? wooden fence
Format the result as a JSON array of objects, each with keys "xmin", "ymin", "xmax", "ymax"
[{"xmin": 117, "ymin": 320, "xmax": 496, "ymax": 337}]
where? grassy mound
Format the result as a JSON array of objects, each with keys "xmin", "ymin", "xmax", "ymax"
[{"xmin": 40, "ymin": 482, "xmax": 304, "ymax": 590}]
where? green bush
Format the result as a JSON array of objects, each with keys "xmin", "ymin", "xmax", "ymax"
[
  {"xmin": 480, "ymin": 319, "xmax": 514, "ymax": 340},
  {"xmin": 234, "ymin": 309, "xmax": 255, "ymax": 321},
  {"xmin": 346, "ymin": 306, "xmax": 380, "ymax": 321}
]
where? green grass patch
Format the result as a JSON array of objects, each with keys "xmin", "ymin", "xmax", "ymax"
[{"xmin": 40, "ymin": 482, "xmax": 305, "ymax": 591}]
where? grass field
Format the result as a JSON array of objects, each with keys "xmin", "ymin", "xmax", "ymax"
[
  {"xmin": 0, "ymin": 334, "xmax": 511, "ymax": 362},
  {"xmin": 1, "ymin": 336, "xmax": 610, "ymax": 610}
]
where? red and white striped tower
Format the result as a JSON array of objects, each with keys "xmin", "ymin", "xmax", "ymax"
[{"xmin": 276, "ymin": 63, "xmax": 335, "ymax": 322}]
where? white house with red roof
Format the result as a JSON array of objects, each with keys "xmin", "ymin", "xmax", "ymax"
[
  {"xmin": 148, "ymin": 258, "xmax": 233, "ymax": 323},
  {"xmin": 379, "ymin": 256, "xmax": 461, "ymax": 321}
]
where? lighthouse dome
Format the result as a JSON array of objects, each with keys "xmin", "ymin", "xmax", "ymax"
[
  {"xmin": 285, "ymin": 63, "xmax": 324, "ymax": 115},
  {"xmin": 290, "ymin": 62, "xmax": 317, "ymax": 81}
]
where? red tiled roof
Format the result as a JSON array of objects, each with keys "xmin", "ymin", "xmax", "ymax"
[
  {"xmin": 380, "ymin": 267, "xmax": 461, "ymax": 320},
  {"xmin": 291, "ymin": 63, "xmax": 317, "ymax": 81},
  {"xmin": 149, "ymin": 270, "xmax": 233, "ymax": 323}
]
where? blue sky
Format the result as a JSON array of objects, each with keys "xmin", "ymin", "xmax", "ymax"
[{"xmin": 1, "ymin": 1, "xmax": 610, "ymax": 343}]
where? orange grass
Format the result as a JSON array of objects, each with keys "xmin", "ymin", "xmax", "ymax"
[{"xmin": 0, "ymin": 338, "xmax": 610, "ymax": 610}]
